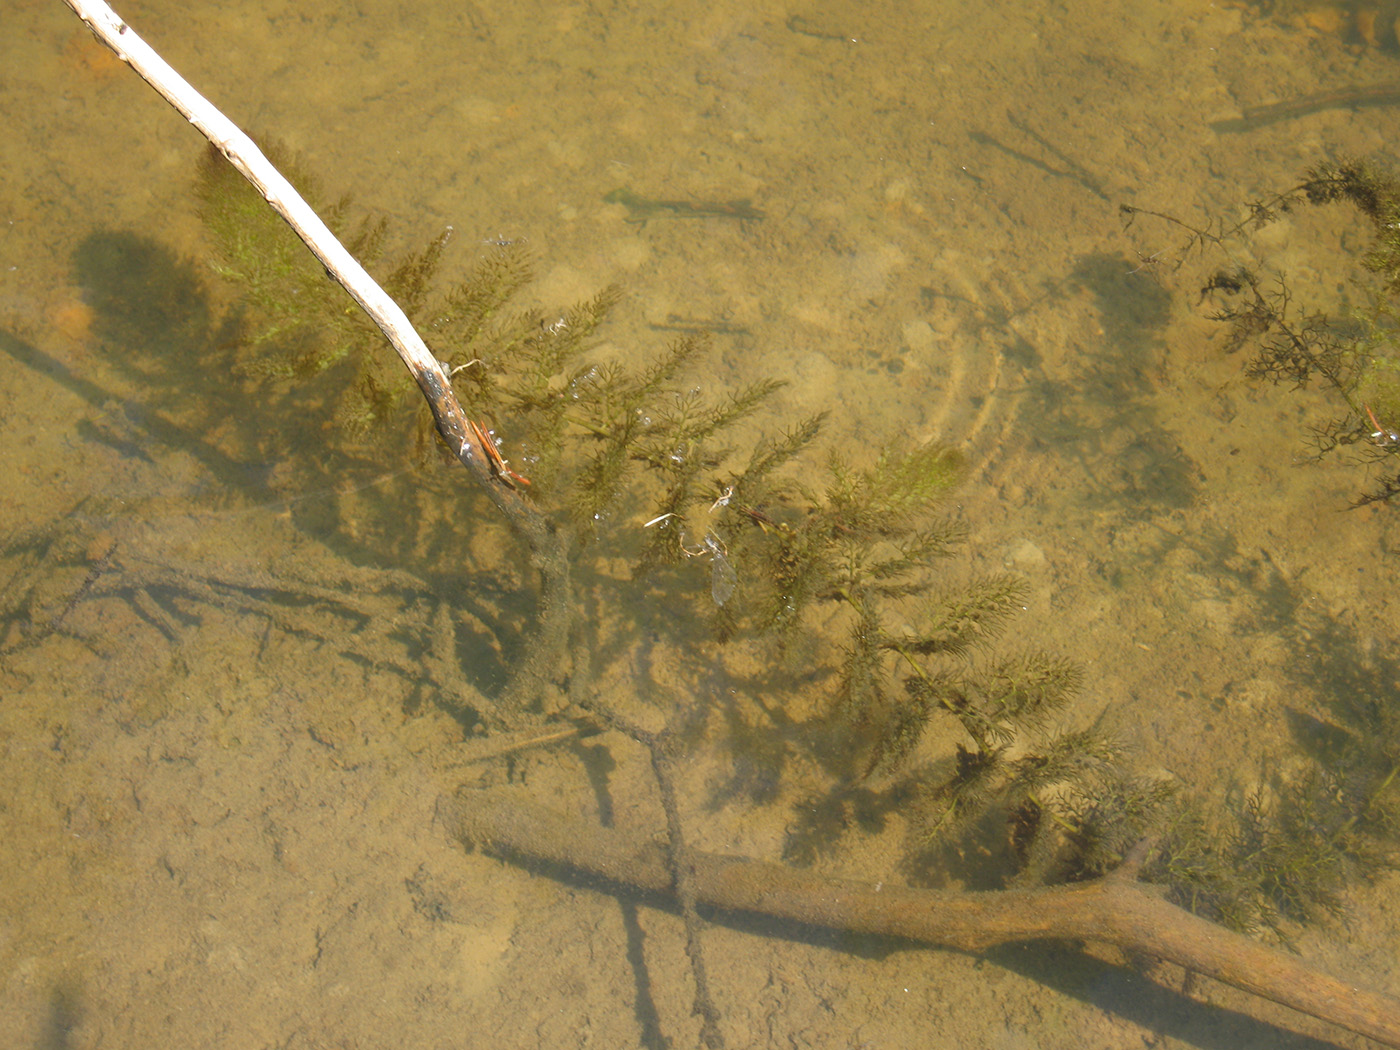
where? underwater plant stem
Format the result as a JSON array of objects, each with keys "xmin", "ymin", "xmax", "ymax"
[
  {"xmin": 1272, "ymin": 304, "xmax": 1364, "ymax": 417},
  {"xmin": 648, "ymin": 745, "xmax": 726, "ymax": 1049},
  {"xmin": 440, "ymin": 790, "xmax": 1400, "ymax": 1049},
  {"xmin": 573, "ymin": 698, "xmax": 727, "ymax": 1046},
  {"xmin": 60, "ymin": 0, "xmax": 575, "ymax": 717},
  {"xmin": 1335, "ymin": 759, "xmax": 1400, "ymax": 843},
  {"xmin": 887, "ymin": 637, "xmax": 987, "ymax": 746}
]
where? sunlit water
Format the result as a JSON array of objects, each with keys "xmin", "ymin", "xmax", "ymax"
[{"xmin": 3, "ymin": 1, "xmax": 1400, "ymax": 1047}]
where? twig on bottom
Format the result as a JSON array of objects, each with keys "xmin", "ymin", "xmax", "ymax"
[{"xmin": 438, "ymin": 789, "xmax": 1400, "ymax": 1050}]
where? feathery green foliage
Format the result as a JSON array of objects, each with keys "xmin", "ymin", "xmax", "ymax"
[
  {"xmin": 195, "ymin": 143, "xmax": 1124, "ymax": 894},
  {"xmin": 1110, "ymin": 158, "xmax": 1400, "ymax": 932},
  {"xmin": 196, "ymin": 142, "xmax": 387, "ymax": 382},
  {"xmin": 196, "ymin": 143, "xmax": 788, "ymax": 540},
  {"xmin": 1123, "ymin": 158, "xmax": 1400, "ymax": 506},
  {"xmin": 196, "ymin": 145, "xmax": 1129, "ymax": 896},
  {"xmin": 206, "ymin": 146, "xmax": 1342, "ymax": 924}
]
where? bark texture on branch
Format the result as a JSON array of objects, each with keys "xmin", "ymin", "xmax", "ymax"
[{"xmin": 437, "ymin": 790, "xmax": 1400, "ymax": 1049}]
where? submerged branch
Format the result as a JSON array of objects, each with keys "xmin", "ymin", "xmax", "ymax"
[{"xmin": 438, "ymin": 790, "xmax": 1400, "ymax": 1050}]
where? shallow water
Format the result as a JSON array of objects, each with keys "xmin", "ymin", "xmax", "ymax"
[{"xmin": 4, "ymin": 1, "xmax": 1400, "ymax": 1048}]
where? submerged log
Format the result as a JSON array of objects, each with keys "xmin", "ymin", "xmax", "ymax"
[{"xmin": 438, "ymin": 790, "xmax": 1400, "ymax": 1049}]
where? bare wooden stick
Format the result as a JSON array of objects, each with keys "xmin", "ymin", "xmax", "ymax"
[
  {"xmin": 59, "ymin": 0, "xmax": 575, "ymax": 719},
  {"xmin": 59, "ymin": 0, "xmax": 526, "ymax": 527},
  {"xmin": 438, "ymin": 789, "xmax": 1400, "ymax": 1050}
]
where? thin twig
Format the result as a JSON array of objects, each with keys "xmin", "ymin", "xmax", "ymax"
[{"xmin": 577, "ymin": 699, "xmax": 727, "ymax": 1048}]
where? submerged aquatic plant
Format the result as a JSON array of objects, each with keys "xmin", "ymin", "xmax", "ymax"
[
  {"xmin": 191, "ymin": 139, "xmax": 1131, "ymax": 893},
  {"xmin": 183, "ymin": 139, "xmax": 1400, "ymax": 945},
  {"xmin": 1124, "ymin": 158, "xmax": 1400, "ymax": 506},
  {"xmin": 1112, "ymin": 158, "xmax": 1400, "ymax": 934}
]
